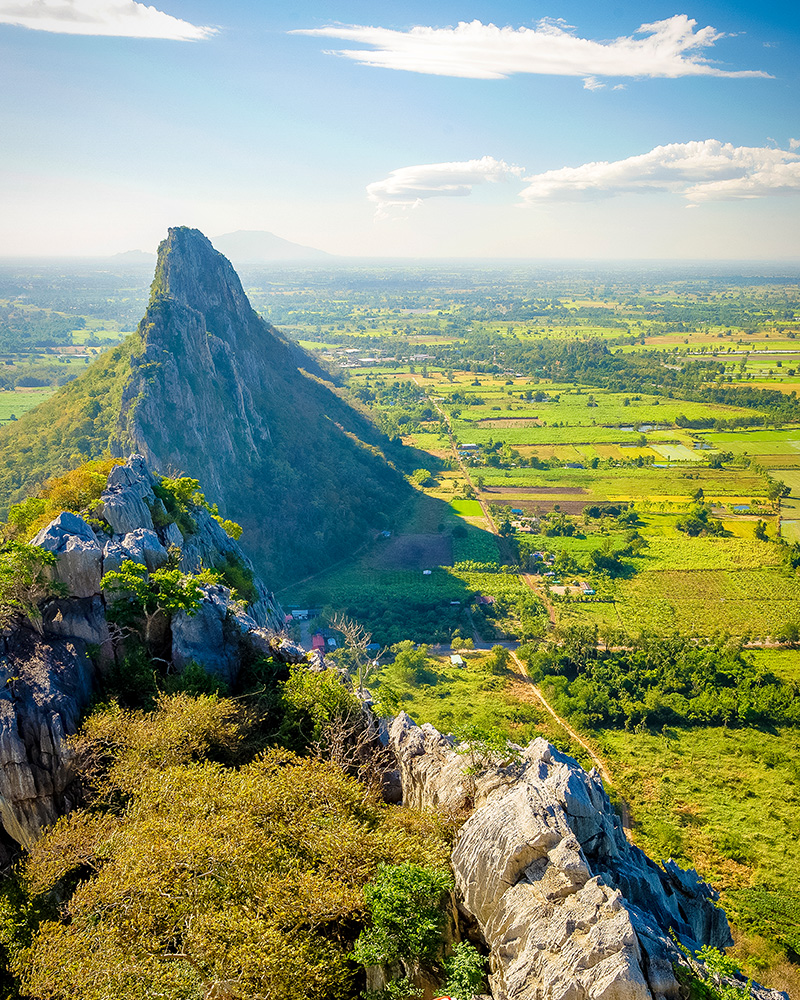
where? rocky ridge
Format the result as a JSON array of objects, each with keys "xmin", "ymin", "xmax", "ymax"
[
  {"xmin": 113, "ymin": 226, "xmax": 406, "ymax": 584},
  {"xmin": 0, "ymin": 456, "xmax": 302, "ymax": 850},
  {"xmin": 388, "ymin": 713, "xmax": 785, "ymax": 1000}
]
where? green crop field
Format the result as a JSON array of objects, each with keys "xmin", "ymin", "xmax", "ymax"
[
  {"xmin": 0, "ymin": 388, "xmax": 55, "ymax": 424},
  {"xmin": 449, "ymin": 499, "xmax": 483, "ymax": 517}
]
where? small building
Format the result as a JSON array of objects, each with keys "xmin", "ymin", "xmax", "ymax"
[
  {"xmin": 511, "ymin": 508, "xmax": 523, "ymax": 515},
  {"xmin": 450, "ymin": 654, "xmax": 466, "ymax": 667},
  {"xmin": 283, "ymin": 613, "xmax": 294, "ymax": 624},
  {"xmin": 459, "ymin": 443, "xmax": 479, "ymax": 451},
  {"xmin": 311, "ymin": 633, "xmax": 325, "ymax": 652},
  {"xmin": 326, "ymin": 637, "xmax": 337, "ymax": 650},
  {"xmin": 476, "ymin": 595, "xmax": 495, "ymax": 605},
  {"xmin": 423, "ymin": 569, "xmax": 432, "ymax": 575},
  {"xmin": 292, "ymin": 609, "xmax": 309, "ymax": 621}
]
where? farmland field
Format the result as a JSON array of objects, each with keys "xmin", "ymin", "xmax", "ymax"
[{"xmin": 0, "ymin": 387, "xmax": 55, "ymax": 424}]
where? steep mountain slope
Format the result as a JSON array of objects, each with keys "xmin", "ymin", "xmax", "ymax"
[{"xmin": 0, "ymin": 228, "xmax": 406, "ymax": 584}]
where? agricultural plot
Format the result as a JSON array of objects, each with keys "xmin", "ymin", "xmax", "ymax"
[
  {"xmin": 595, "ymin": 723, "xmax": 800, "ymax": 995},
  {"xmin": 540, "ymin": 521, "xmax": 796, "ymax": 639},
  {"xmin": 698, "ymin": 428, "xmax": 800, "ymax": 461},
  {"xmin": 0, "ymin": 388, "xmax": 55, "ymax": 424}
]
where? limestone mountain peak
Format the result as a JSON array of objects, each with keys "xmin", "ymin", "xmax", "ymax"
[{"xmin": 148, "ymin": 226, "xmax": 253, "ymax": 328}]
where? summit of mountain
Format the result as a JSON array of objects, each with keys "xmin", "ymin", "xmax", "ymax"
[{"xmin": 0, "ymin": 227, "xmax": 405, "ymax": 584}]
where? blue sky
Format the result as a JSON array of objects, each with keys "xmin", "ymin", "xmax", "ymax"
[{"xmin": 1, "ymin": 0, "xmax": 798, "ymax": 258}]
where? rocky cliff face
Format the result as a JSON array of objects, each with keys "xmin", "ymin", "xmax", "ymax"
[
  {"xmin": 389, "ymin": 714, "xmax": 784, "ymax": 1000},
  {"xmin": 115, "ymin": 226, "xmax": 405, "ymax": 584},
  {"xmin": 0, "ymin": 455, "xmax": 297, "ymax": 850},
  {"xmin": 0, "ymin": 629, "xmax": 92, "ymax": 850}
]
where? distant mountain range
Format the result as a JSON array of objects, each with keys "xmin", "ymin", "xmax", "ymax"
[{"xmin": 113, "ymin": 230, "xmax": 333, "ymax": 264}]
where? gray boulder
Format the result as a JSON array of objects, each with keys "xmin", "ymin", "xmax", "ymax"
[
  {"xmin": 115, "ymin": 529, "xmax": 169, "ymax": 572},
  {"xmin": 389, "ymin": 717, "xmax": 737, "ymax": 1000},
  {"xmin": 171, "ymin": 584, "xmax": 249, "ymax": 685},
  {"xmin": 42, "ymin": 597, "xmax": 112, "ymax": 662},
  {"xmin": 101, "ymin": 538, "xmax": 126, "ymax": 577},
  {"xmin": 96, "ymin": 456, "xmax": 156, "ymax": 534},
  {"xmin": 0, "ymin": 629, "xmax": 93, "ymax": 847},
  {"xmin": 161, "ymin": 521, "xmax": 184, "ymax": 549},
  {"xmin": 31, "ymin": 512, "xmax": 103, "ymax": 599}
]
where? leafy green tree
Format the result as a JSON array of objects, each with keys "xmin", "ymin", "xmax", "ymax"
[
  {"xmin": 454, "ymin": 723, "xmax": 521, "ymax": 777},
  {"xmin": 485, "ymin": 644, "xmax": 511, "ymax": 675},
  {"xmin": 155, "ymin": 476, "xmax": 243, "ymax": 540},
  {"xmin": 6, "ymin": 497, "xmax": 46, "ymax": 535},
  {"xmin": 0, "ymin": 543, "xmax": 66, "ymax": 634},
  {"xmin": 278, "ymin": 663, "xmax": 360, "ymax": 753},
  {"xmin": 754, "ymin": 519, "xmax": 768, "ymax": 541},
  {"xmin": 388, "ymin": 641, "xmax": 432, "ymax": 685},
  {"xmin": 102, "ymin": 560, "xmax": 211, "ymax": 647}
]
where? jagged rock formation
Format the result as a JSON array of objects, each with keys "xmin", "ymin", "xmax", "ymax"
[
  {"xmin": 33, "ymin": 456, "xmax": 283, "ymax": 632},
  {"xmin": 113, "ymin": 226, "xmax": 405, "ymax": 583},
  {"xmin": 0, "ymin": 456, "xmax": 295, "ymax": 850},
  {"xmin": 0, "ymin": 629, "xmax": 92, "ymax": 849},
  {"xmin": 389, "ymin": 714, "xmax": 785, "ymax": 1000}
]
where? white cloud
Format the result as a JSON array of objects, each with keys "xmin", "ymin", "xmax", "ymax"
[
  {"xmin": 582, "ymin": 76, "xmax": 604, "ymax": 91},
  {"xmin": 518, "ymin": 140, "xmax": 800, "ymax": 203},
  {"xmin": 293, "ymin": 15, "xmax": 768, "ymax": 82},
  {"xmin": 0, "ymin": 0, "xmax": 215, "ymax": 39},
  {"xmin": 790, "ymin": 138, "xmax": 800, "ymax": 150},
  {"xmin": 367, "ymin": 156, "xmax": 523, "ymax": 217}
]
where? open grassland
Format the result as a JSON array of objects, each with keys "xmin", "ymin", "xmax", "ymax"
[
  {"xmin": 371, "ymin": 651, "xmax": 543, "ymax": 739},
  {"xmin": 0, "ymin": 387, "xmax": 55, "ymax": 424},
  {"xmin": 595, "ymin": 722, "xmax": 800, "ymax": 995}
]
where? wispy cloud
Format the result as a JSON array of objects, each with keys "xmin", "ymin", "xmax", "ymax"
[
  {"xmin": 0, "ymin": 0, "xmax": 216, "ymax": 39},
  {"xmin": 367, "ymin": 156, "xmax": 523, "ymax": 217},
  {"xmin": 293, "ymin": 15, "xmax": 768, "ymax": 82},
  {"xmin": 518, "ymin": 141, "xmax": 800, "ymax": 203}
]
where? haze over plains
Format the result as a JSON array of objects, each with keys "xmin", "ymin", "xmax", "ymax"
[{"xmin": 1, "ymin": 0, "xmax": 798, "ymax": 259}]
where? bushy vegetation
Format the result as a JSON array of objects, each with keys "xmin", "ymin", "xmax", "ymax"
[
  {"xmin": 4, "ymin": 695, "xmax": 451, "ymax": 1000},
  {"xmin": 522, "ymin": 631, "xmax": 800, "ymax": 730},
  {"xmin": 0, "ymin": 542, "xmax": 65, "ymax": 634},
  {"xmin": 5, "ymin": 458, "xmax": 121, "ymax": 539}
]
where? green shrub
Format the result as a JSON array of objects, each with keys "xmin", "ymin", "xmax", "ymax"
[
  {"xmin": 443, "ymin": 941, "xmax": 487, "ymax": 1000},
  {"xmin": 213, "ymin": 552, "xmax": 258, "ymax": 605},
  {"xmin": 352, "ymin": 862, "xmax": 454, "ymax": 971},
  {"xmin": 278, "ymin": 664, "xmax": 359, "ymax": 754}
]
